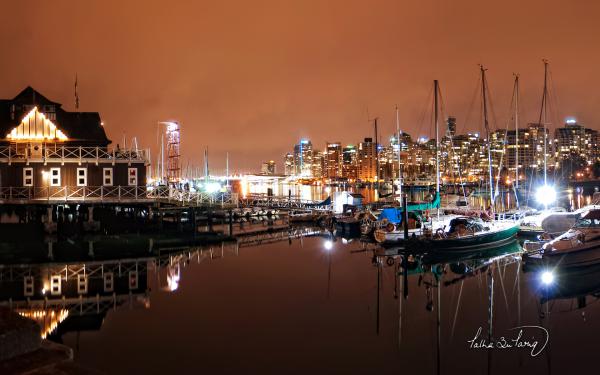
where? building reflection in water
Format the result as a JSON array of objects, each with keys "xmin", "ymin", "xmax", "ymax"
[
  {"xmin": 0, "ymin": 254, "xmax": 151, "ymax": 343},
  {"xmin": 0, "ymin": 225, "xmax": 331, "ymax": 343}
]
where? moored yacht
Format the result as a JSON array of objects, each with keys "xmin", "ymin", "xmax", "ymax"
[{"xmin": 524, "ymin": 208, "xmax": 600, "ymax": 268}]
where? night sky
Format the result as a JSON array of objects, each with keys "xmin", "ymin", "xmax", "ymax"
[{"xmin": 1, "ymin": 0, "xmax": 599, "ymax": 172}]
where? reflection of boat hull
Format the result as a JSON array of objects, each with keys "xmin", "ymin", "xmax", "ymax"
[
  {"xmin": 423, "ymin": 239, "xmax": 521, "ymax": 265},
  {"xmin": 335, "ymin": 219, "xmax": 361, "ymax": 237},
  {"xmin": 524, "ymin": 261, "xmax": 600, "ymax": 305},
  {"xmin": 288, "ymin": 214, "xmax": 315, "ymax": 223},
  {"xmin": 524, "ymin": 241, "xmax": 600, "ymax": 268}
]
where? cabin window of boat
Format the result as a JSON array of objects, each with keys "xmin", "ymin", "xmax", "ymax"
[
  {"xmin": 76, "ymin": 168, "xmax": 87, "ymax": 187},
  {"xmin": 23, "ymin": 167, "xmax": 33, "ymax": 186},
  {"xmin": 50, "ymin": 168, "xmax": 61, "ymax": 186},
  {"xmin": 128, "ymin": 168, "xmax": 138, "ymax": 186},
  {"xmin": 103, "ymin": 168, "xmax": 113, "ymax": 186},
  {"xmin": 577, "ymin": 218, "xmax": 600, "ymax": 227}
]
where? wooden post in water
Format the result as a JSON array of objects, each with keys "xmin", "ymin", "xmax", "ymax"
[
  {"xmin": 402, "ymin": 194, "xmax": 409, "ymax": 240},
  {"xmin": 228, "ymin": 210, "xmax": 233, "ymax": 236},
  {"xmin": 192, "ymin": 207, "xmax": 197, "ymax": 237},
  {"xmin": 207, "ymin": 207, "xmax": 213, "ymax": 232},
  {"xmin": 402, "ymin": 255, "xmax": 409, "ymax": 300}
]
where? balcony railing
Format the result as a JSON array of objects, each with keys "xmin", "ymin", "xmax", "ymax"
[
  {"xmin": 0, "ymin": 186, "xmax": 237, "ymax": 206},
  {"xmin": 0, "ymin": 144, "xmax": 150, "ymax": 164},
  {"xmin": 0, "ymin": 186, "xmax": 150, "ymax": 202},
  {"xmin": 147, "ymin": 187, "xmax": 237, "ymax": 207},
  {"xmin": 0, "ymin": 185, "xmax": 336, "ymax": 209}
]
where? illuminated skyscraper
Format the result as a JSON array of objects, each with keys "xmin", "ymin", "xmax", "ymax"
[
  {"xmin": 554, "ymin": 118, "xmax": 599, "ymax": 166},
  {"xmin": 261, "ymin": 160, "xmax": 276, "ymax": 175},
  {"xmin": 342, "ymin": 145, "xmax": 357, "ymax": 180},
  {"xmin": 312, "ymin": 151, "xmax": 324, "ymax": 178},
  {"xmin": 293, "ymin": 139, "xmax": 313, "ymax": 176},
  {"xmin": 284, "ymin": 153, "xmax": 295, "ymax": 176},
  {"xmin": 357, "ymin": 137, "xmax": 376, "ymax": 181},
  {"xmin": 325, "ymin": 142, "xmax": 342, "ymax": 179}
]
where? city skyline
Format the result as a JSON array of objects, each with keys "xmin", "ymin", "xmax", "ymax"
[
  {"xmin": 1, "ymin": 1, "xmax": 600, "ymax": 172},
  {"xmin": 274, "ymin": 117, "xmax": 598, "ymax": 183}
]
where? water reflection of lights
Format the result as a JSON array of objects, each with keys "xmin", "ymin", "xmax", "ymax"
[
  {"xmin": 166, "ymin": 264, "xmax": 181, "ymax": 292},
  {"xmin": 17, "ymin": 309, "xmax": 69, "ymax": 339}
]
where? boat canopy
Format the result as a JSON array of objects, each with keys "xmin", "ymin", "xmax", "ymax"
[
  {"xmin": 376, "ymin": 192, "xmax": 441, "ymax": 224},
  {"xmin": 378, "ymin": 207, "xmax": 403, "ymax": 224}
]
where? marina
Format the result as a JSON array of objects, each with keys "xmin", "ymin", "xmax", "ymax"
[{"xmin": 3, "ymin": 1, "xmax": 600, "ymax": 373}]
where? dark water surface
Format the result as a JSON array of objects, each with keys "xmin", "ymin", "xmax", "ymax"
[{"xmin": 2, "ymin": 231, "xmax": 599, "ymax": 374}]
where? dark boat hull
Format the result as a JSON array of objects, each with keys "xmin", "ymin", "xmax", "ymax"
[
  {"xmin": 384, "ymin": 224, "xmax": 519, "ymax": 253},
  {"xmin": 426, "ymin": 225, "xmax": 519, "ymax": 252}
]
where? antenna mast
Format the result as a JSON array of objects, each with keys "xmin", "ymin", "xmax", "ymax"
[
  {"xmin": 74, "ymin": 73, "xmax": 80, "ymax": 110},
  {"xmin": 396, "ymin": 105, "xmax": 402, "ymax": 199}
]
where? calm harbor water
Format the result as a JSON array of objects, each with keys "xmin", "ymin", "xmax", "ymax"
[
  {"xmin": 246, "ymin": 181, "xmax": 597, "ymax": 211},
  {"xmin": 3, "ymin": 228, "xmax": 598, "ymax": 374}
]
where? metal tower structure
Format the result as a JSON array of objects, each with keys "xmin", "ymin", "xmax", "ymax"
[{"xmin": 159, "ymin": 121, "xmax": 181, "ymax": 185}]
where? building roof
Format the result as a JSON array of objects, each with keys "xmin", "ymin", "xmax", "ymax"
[{"xmin": 0, "ymin": 86, "xmax": 111, "ymax": 146}]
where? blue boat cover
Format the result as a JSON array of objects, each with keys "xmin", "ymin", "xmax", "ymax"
[
  {"xmin": 377, "ymin": 192, "xmax": 440, "ymax": 224},
  {"xmin": 378, "ymin": 207, "xmax": 404, "ymax": 224}
]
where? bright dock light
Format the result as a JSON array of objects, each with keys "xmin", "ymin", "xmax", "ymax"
[
  {"xmin": 324, "ymin": 240, "xmax": 333, "ymax": 251},
  {"xmin": 535, "ymin": 184, "xmax": 556, "ymax": 207},
  {"xmin": 540, "ymin": 271, "xmax": 555, "ymax": 286}
]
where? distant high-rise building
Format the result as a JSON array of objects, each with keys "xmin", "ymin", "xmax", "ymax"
[
  {"xmin": 447, "ymin": 116, "xmax": 457, "ymax": 137},
  {"xmin": 293, "ymin": 139, "xmax": 313, "ymax": 176},
  {"xmin": 325, "ymin": 142, "xmax": 342, "ymax": 179},
  {"xmin": 312, "ymin": 150, "xmax": 324, "ymax": 178},
  {"xmin": 358, "ymin": 137, "xmax": 376, "ymax": 181},
  {"xmin": 524, "ymin": 123, "xmax": 554, "ymax": 170},
  {"xmin": 342, "ymin": 145, "xmax": 357, "ymax": 180},
  {"xmin": 554, "ymin": 118, "xmax": 599, "ymax": 166},
  {"xmin": 261, "ymin": 160, "xmax": 276, "ymax": 175},
  {"xmin": 284, "ymin": 153, "xmax": 295, "ymax": 176}
]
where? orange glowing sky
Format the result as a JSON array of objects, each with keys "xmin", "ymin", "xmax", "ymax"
[{"xmin": 2, "ymin": 0, "xmax": 599, "ymax": 172}]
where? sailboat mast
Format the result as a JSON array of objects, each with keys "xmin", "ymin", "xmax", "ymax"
[
  {"xmin": 396, "ymin": 105, "xmax": 402, "ymax": 198},
  {"xmin": 538, "ymin": 59, "xmax": 549, "ymax": 185},
  {"xmin": 434, "ymin": 80, "xmax": 440, "ymax": 194},
  {"xmin": 374, "ymin": 117, "xmax": 379, "ymax": 187},
  {"xmin": 514, "ymin": 74, "xmax": 519, "ymax": 189},
  {"xmin": 480, "ymin": 65, "xmax": 494, "ymax": 212}
]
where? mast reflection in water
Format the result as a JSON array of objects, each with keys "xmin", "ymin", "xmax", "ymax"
[{"xmin": 1, "ymin": 231, "xmax": 599, "ymax": 374}]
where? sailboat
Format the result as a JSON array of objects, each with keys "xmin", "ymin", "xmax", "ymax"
[
  {"xmin": 518, "ymin": 60, "xmax": 562, "ymax": 236},
  {"xmin": 376, "ymin": 69, "xmax": 519, "ymax": 251},
  {"xmin": 373, "ymin": 81, "xmax": 461, "ymax": 244}
]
